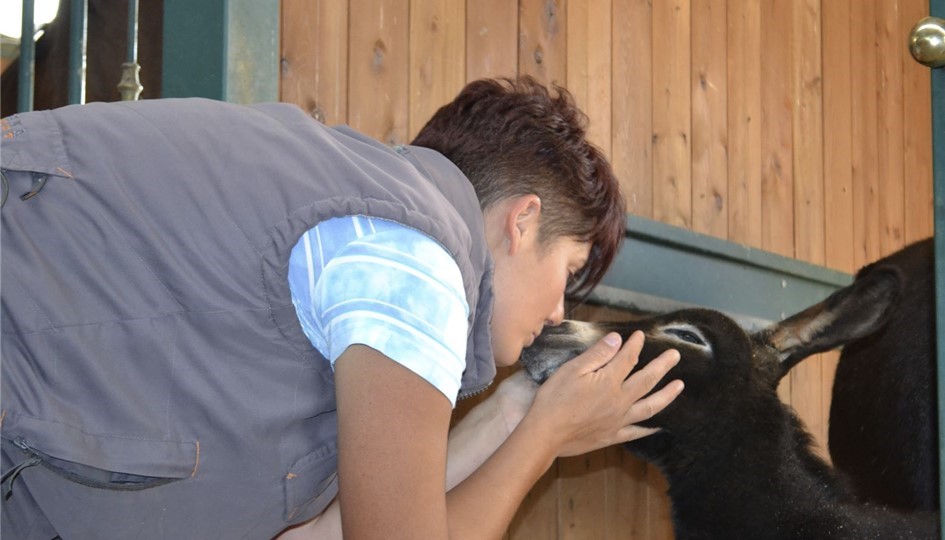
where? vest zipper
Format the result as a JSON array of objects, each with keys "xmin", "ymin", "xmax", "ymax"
[
  {"xmin": 457, "ymin": 380, "xmax": 492, "ymax": 401},
  {"xmin": 1, "ymin": 438, "xmax": 42, "ymax": 499},
  {"xmin": 3, "ymin": 437, "xmax": 177, "ymax": 492}
]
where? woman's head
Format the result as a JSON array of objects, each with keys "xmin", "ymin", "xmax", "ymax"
[
  {"xmin": 412, "ymin": 77, "xmax": 625, "ymax": 365},
  {"xmin": 411, "ymin": 77, "xmax": 625, "ymax": 300}
]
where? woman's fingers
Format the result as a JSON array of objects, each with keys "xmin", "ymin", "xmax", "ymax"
[
  {"xmin": 622, "ymin": 378, "xmax": 684, "ymax": 427},
  {"xmin": 621, "ymin": 348, "xmax": 680, "ymax": 399},
  {"xmin": 616, "ymin": 424, "xmax": 661, "ymax": 442},
  {"xmin": 603, "ymin": 330, "xmax": 645, "ymax": 380}
]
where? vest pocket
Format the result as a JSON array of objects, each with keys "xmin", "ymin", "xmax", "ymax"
[
  {"xmin": 1, "ymin": 412, "xmax": 198, "ymax": 492},
  {"xmin": 283, "ymin": 445, "xmax": 338, "ymax": 524}
]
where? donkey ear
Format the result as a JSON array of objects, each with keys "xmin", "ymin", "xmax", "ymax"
[{"xmin": 756, "ymin": 265, "xmax": 902, "ymax": 374}]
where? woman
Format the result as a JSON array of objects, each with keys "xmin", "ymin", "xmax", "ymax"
[{"xmin": 0, "ymin": 77, "xmax": 682, "ymax": 539}]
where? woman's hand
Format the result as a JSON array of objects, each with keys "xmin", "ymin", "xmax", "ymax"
[{"xmin": 521, "ymin": 331, "xmax": 683, "ymax": 458}]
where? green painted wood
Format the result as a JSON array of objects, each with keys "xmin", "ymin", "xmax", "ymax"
[
  {"xmin": 931, "ymin": 0, "xmax": 945, "ymax": 534},
  {"xmin": 586, "ymin": 215, "xmax": 853, "ymax": 330},
  {"xmin": 161, "ymin": 0, "xmax": 278, "ymax": 103}
]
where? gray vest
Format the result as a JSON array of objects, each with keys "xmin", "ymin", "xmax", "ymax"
[{"xmin": 0, "ymin": 99, "xmax": 495, "ymax": 538}]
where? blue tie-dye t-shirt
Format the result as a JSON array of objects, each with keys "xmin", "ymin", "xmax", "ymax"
[{"xmin": 287, "ymin": 215, "xmax": 470, "ymax": 406}]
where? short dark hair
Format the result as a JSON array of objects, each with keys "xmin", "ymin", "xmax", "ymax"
[{"xmin": 411, "ymin": 77, "xmax": 626, "ymax": 299}]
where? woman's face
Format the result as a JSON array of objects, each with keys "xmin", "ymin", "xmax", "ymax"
[{"xmin": 486, "ymin": 196, "xmax": 591, "ymax": 367}]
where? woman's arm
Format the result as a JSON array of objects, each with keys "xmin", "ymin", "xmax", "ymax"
[{"xmin": 329, "ymin": 332, "xmax": 680, "ymax": 540}]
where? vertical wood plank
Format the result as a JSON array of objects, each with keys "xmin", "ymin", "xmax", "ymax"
[
  {"xmin": 509, "ymin": 466, "xmax": 560, "ymax": 540},
  {"xmin": 900, "ymin": 0, "xmax": 934, "ymax": 243},
  {"xmin": 408, "ymin": 0, "xmax": 465, "ymax": 140},
  {"xmin": 519, "ymin": 0, "xmax": 567, "ymax": 86},
  {"xmin": 727, "ymin": 0, "xmax": 763, "ymax": 248},
  {"xmin": 466, "ymin": 0, "xmax": 519, "ymax": 81},
  {"xmin": 851, "ymin": 0, "xmax": 881, "ymax": 269},
  {"xmin": 651, "ymin": 0, "xmax": 692, "ymax": 228},
  {"xmin": 876, "ymin": 0, "xmax": 906, "ymax": 256},
  {"xmin": 280, "ymin": 0, "xmax": 349, "ymax": 124},
  {"xmin": 821, "ymin": 0, "xmax": 854, "ymax": 273},
  {"xmin": 611, "ymin": 0, "xmax": 654, "ymax": 218},
  {"xmin": 348, "ymin": 0, "xmax": 409, "ymax": 145},
  {"xmin": 605, "ymin": 449, "xmax": 649, "ymax": 540},
  {"xmin": 690, "ymin": 0, "xmax": 728, "ymax": 238},
  {"xmin": 760, "ymin": 0, "xmax": 794, "ymax": 260},
  {"xmin": 559, "ymin": 453, "xmax": 608, "ymax": 540},
  {"xmin": 566, "ymin": 0, "xmax": 612, "ymax": 154},
  {"xmin": 791, "ymin": 0, "xmax": 825, "ymax": 268}
]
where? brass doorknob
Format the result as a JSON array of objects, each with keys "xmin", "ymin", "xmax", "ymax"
[{"xmin": 909, "ymin": 16, "xmax": 945, "ymax": 69}]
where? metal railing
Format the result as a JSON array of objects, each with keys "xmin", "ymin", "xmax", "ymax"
[{"xmin": 16, "ymin": 0, "xmax": 140, "ymax": 112}]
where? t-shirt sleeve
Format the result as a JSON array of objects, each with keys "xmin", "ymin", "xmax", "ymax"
[{"xmin": 288, "ymin": 218, "xmax": 469, "ymax": 406}]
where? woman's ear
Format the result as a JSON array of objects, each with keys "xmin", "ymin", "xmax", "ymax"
[{"xmin": 504, "ymin": 195, "xmax": 542, "ymax": 255}]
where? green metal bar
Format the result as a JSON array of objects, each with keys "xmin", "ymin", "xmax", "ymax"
[
  {"xmin": 586, "ymin": 215, "xmax": 852, "ymax": 330},
  {"xmin": 126, "ymin": 0, "xmax": 138, "ymax": 63},
  {"xmin": 162, "ymin": 0, "xmax": 279, "ymax": 103},
  {"xmin": 933, "ymin": 2, "xmax": 945, "ymax": 538},
  {"xmin": 68, "ymin": 0, "xmax": 87, "ymax": 105},
  {"xmin": 17, "ymin": 0, "xmax": 35, "ymax": 112}
]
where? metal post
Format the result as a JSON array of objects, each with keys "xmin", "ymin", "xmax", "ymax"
[
  {"xmin": 117, "ymin": 0, "xmax": 143, "ymax": 101},
  {"xmin": 17, "ymin": 0, "xmax": 35, "ymax": 112},
  {"xmin": 68, "ymin": 0, "xmax": 87, "ymax": 105}
]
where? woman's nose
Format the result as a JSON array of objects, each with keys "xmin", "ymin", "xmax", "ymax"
[{"xmin": 545, "ymin": 296, "xmax": 566, "ymax": 326}]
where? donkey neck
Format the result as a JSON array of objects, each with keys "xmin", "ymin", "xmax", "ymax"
[{"xmin": 659, "ymin": 400, "xmax": 849, "ymax": 538}]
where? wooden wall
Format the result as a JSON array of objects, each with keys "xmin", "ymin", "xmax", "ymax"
[{"xmin": 280, "ymin": 0, "xmax": 935, "ymax": 538}]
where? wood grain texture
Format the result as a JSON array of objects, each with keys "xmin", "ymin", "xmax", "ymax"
[
  {"xmin": 466, "ymin": 0, "xmax": 519, "ymax": 81},
  {"xmin": 519, "ymin": 0, "xmax": 567, "ymax": 86},
  {"xmin": 651, "ymin": 0, "xmax": 692, "ymax": 229},
  {"xmin": 611, "ymin": 0, "xmax": 654, "ymax": 218},
  {"xmin": 900, "ymin": 0, "xmax": 934, "ymax": 244},
  {"xmin": 691, "ymin": 0, "xmax": 729, "ymax": 238},
  {"xmin": 348, "ymin": 0, "xmax": 409, "ymax": 145},
  {"xmin": 566, "ymin": 0, "xmax": 612, "ymax": 154},
  {"xmin": 408, "ymin": 0, "xmax": 465, "ymax": 139},
  {"xmin": 280, "ymin": 0, "xmax": 348, "ymax": 124},
  {"xmin": 727, "ymin": 0, "xmax": 764, "ymax": 248}
]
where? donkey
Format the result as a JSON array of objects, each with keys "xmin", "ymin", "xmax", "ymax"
[
  {"xmin": 763, "ymin": 237, "xmax": 936, "ymax": 512},
  {"xmin": 519, "ymin": 285, "xmax": 938, "ymax": 538}
]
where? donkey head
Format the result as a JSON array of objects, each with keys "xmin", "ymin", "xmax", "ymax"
[
  {"xmin": 520, "ymin": 308, "xmax": 782, "ymax": 434},
  {"xmin": 518, "ymin": 259, "xmax": 905, "ymax": 435}
]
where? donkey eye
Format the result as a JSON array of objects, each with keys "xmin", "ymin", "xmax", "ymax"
[{"xmin": 666, "ymin": 328, "xmax": 706, "ymax": 346}]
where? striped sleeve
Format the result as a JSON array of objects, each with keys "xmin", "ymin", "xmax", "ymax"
[{"xmin": 287, "ymin": 216, "xmax": 470, "ymax": 406}]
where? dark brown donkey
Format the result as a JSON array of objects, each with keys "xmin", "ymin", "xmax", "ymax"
[{"xmin": 519, "ymin": 238, "xmax": 937, "ymax": 539}]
